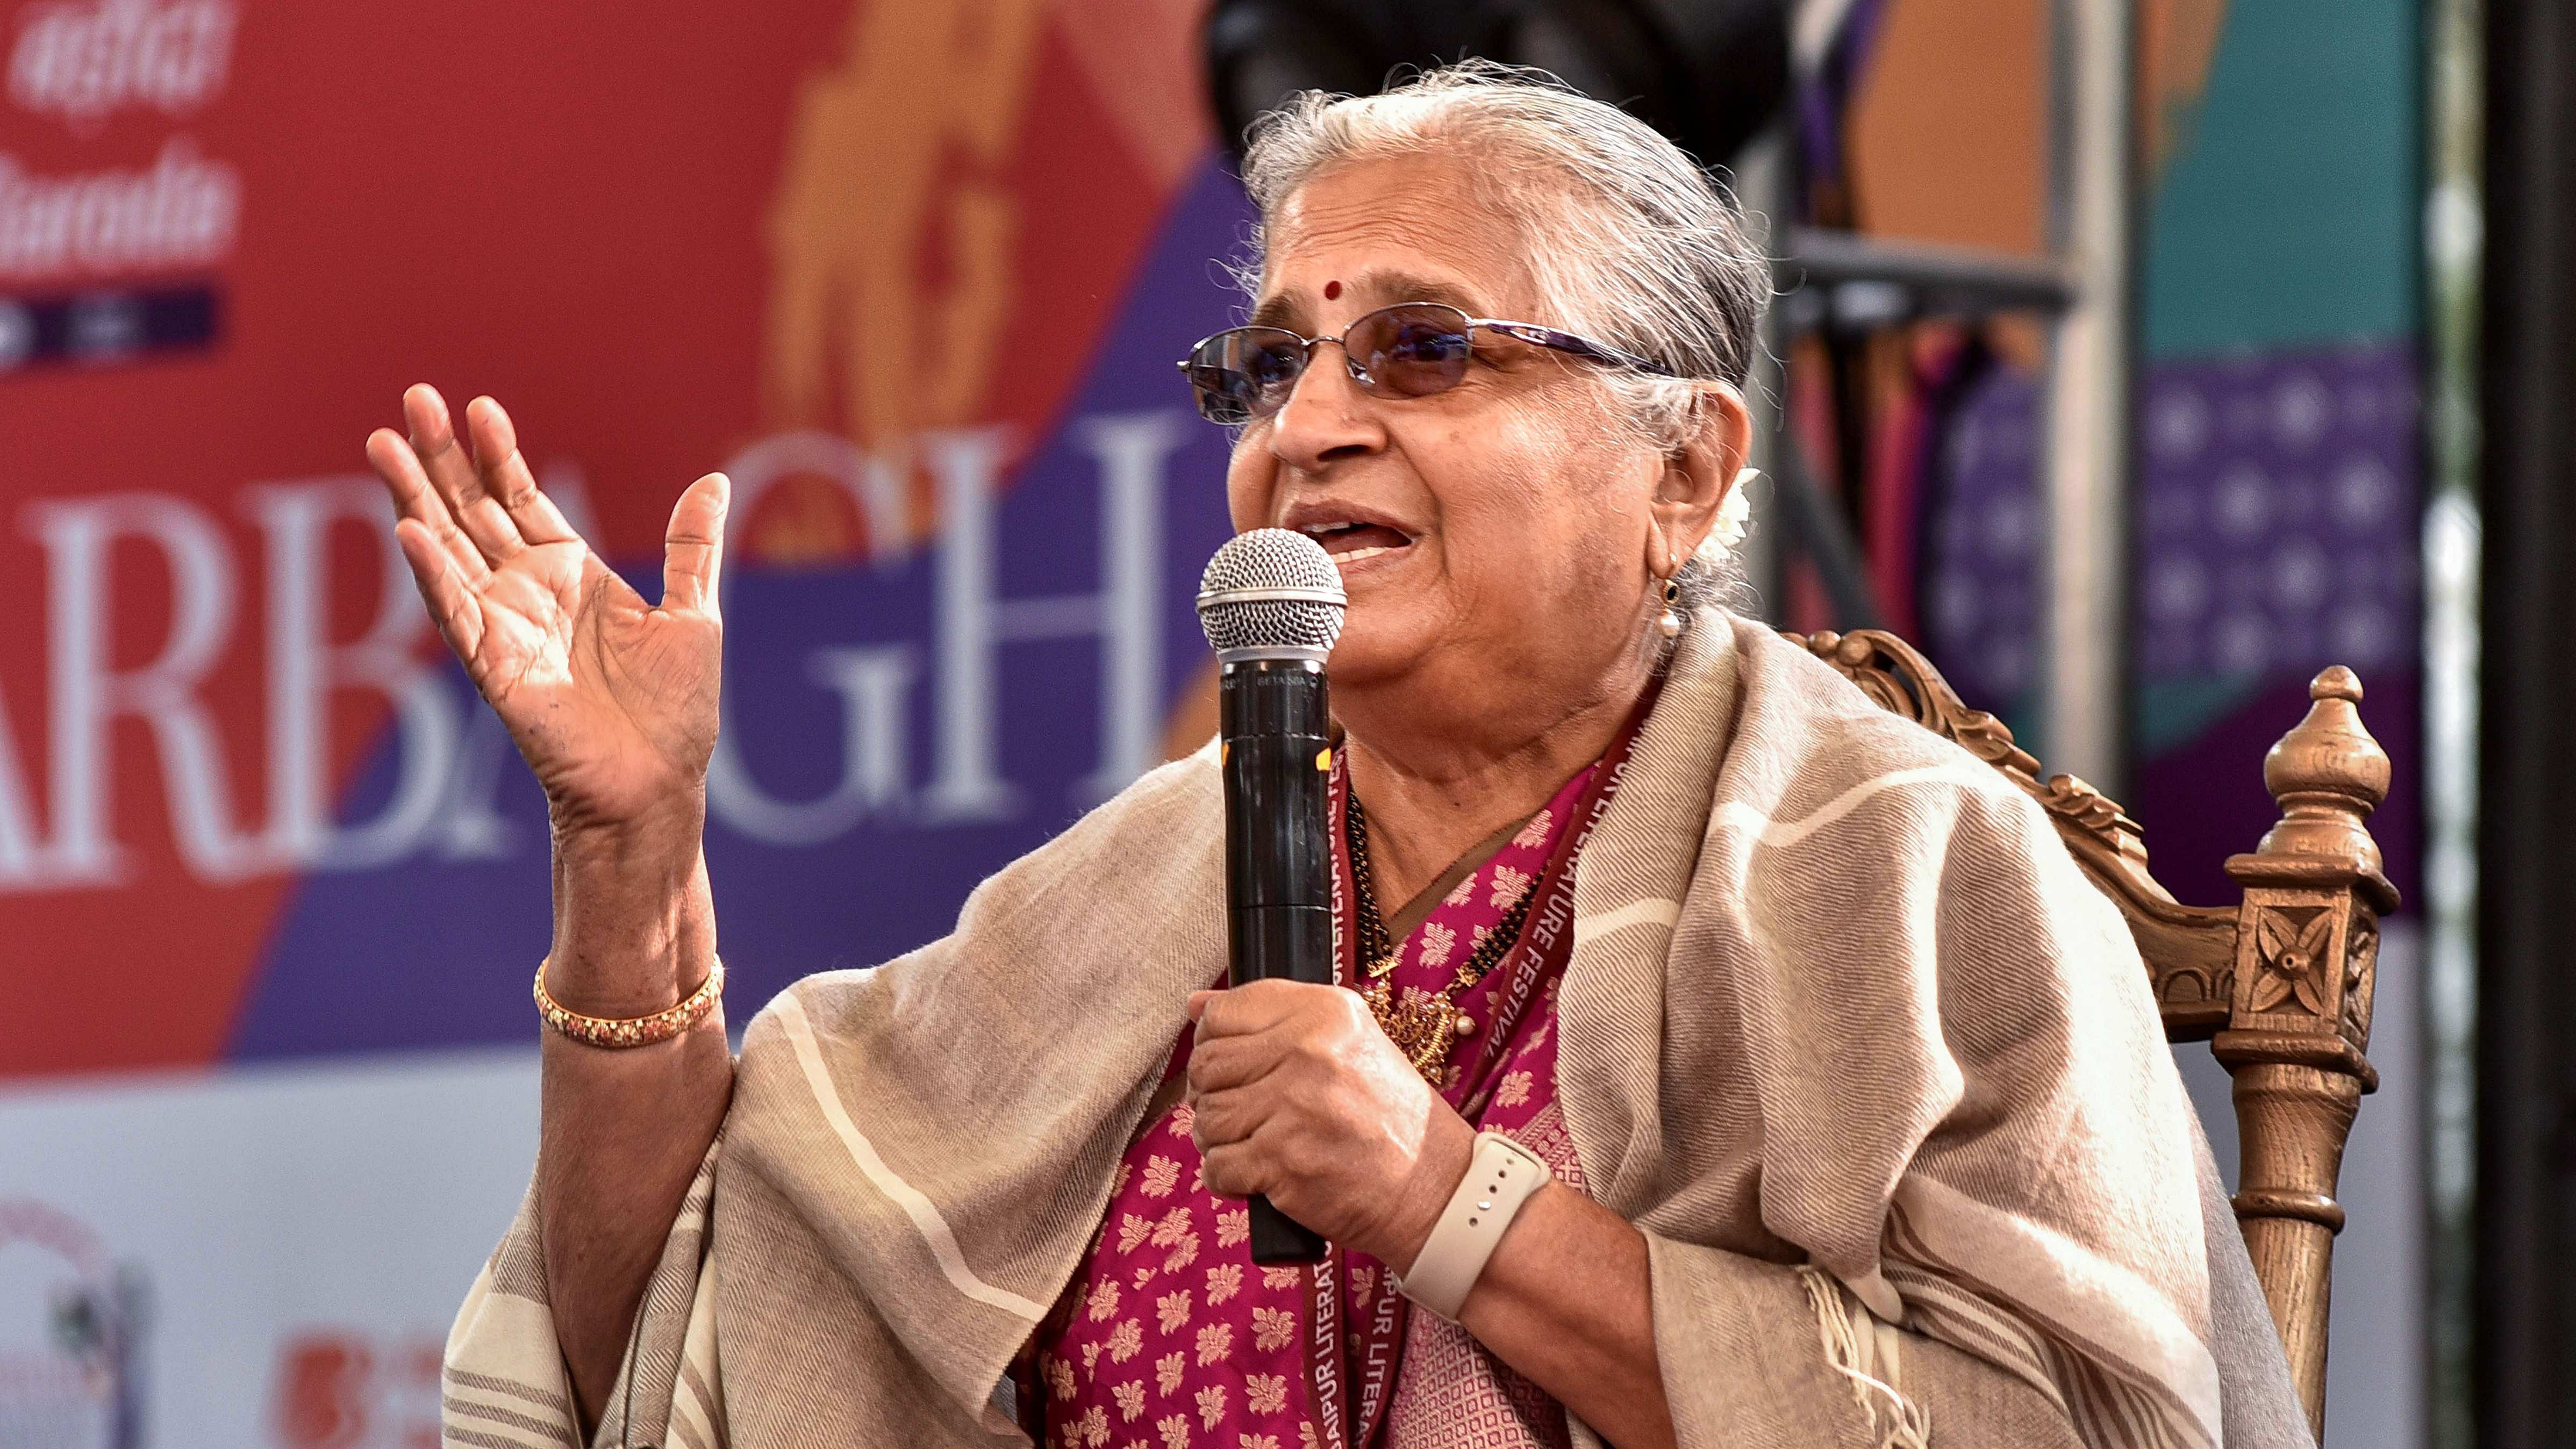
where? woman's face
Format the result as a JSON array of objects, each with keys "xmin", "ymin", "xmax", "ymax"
[{"xmin": 1225, "ymin": 157, "xmax": 1716, "ymax": 702}]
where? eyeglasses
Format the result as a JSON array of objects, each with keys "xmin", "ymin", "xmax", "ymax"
[{"xmin": 1175, "ymin": 302, "xmax": 1675, "ymax": 425}]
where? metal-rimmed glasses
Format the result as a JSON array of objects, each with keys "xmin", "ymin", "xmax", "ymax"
[{"xmin": 1176, "ymin": 301, "xmax": 1675, "ymax": 425}]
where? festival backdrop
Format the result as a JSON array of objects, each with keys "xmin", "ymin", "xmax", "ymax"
[{"xmin": 0, "ymin": 1, "xmax": 1247, "ymax": 1443}]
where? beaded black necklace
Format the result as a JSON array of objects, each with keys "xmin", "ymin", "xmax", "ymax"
[{"xmin": 1345, "ymin": 789, "xmax": 1539, "ymax": 1082}]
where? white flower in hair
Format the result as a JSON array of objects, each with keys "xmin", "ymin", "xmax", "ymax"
[{"xmin": 1712, "ymin": 468, "xmax": 1759, "ymax": 550}]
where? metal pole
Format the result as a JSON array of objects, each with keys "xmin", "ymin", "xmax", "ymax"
[
  {"xmin": 2478, "ymin": 2, "xmax": 2576, "ymax": 1443},
  {"xmin": 2039, "ymin": 0, "xmax": 2139, "ymax": 791}
]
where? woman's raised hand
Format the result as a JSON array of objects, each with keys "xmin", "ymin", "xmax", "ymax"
[
  {"xmin": 366, "ymin": 385, "xmax": 731, "ymax": 841},
  {"xmin": 371, "ymin": 392, "xmax": 733, "ymax": 1416}
]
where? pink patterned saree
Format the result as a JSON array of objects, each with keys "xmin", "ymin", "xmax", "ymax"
[{"xmin": 1035, "ymin": 702, "xmax": 1648, "ymax": 1449}]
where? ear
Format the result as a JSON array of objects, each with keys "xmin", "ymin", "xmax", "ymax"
[{"xmin": 1645, "ymin": 381, "xmax": 1753, "ymax": 578}]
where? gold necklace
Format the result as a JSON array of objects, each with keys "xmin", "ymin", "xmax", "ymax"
[{"xmin": 1346, "ymin": 791, "xmax": 1537, "ymax": 1084}]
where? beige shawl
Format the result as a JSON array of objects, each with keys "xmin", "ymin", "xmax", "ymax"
[{"xmin": 443, "ymin": 612, "xmax": 2310, "ymax": 1449}]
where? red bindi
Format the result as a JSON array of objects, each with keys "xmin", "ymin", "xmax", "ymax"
[{"xmin": 1322, "ymin": 279, "xmax": 1342, "ymax": 300}]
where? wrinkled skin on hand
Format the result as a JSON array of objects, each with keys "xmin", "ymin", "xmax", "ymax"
[
  {"xmin": 1185, "ymin": 979, "xmax": 1477, "ymax": 1270},
  {"xmin": 364, "ymin": 384, "xmax": 731, "ymax": 841}
]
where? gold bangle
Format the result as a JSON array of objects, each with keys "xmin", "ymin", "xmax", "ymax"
[{"xmin": 534, "ymin": 957, "xmax": 724, "ymax": 1048}]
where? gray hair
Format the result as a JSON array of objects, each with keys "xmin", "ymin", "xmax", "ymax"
[{"xmin": 1237, "ymin": 60, "xmax": 1771, "ymax": 603}]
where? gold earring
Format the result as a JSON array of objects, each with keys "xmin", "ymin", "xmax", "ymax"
[{"xmin": 1657, "ymin": 575, "xmax": 1684, "ymax": 639}]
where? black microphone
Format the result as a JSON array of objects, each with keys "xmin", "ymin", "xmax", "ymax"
[{"xmin": 1196, "ymin": 528, "xmax": 1347, "ymax": 1265}]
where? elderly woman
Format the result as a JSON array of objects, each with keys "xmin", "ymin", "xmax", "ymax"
[{"xmin": 390, "ymin": 66, "xmax": 2305, "ymax": 1449}]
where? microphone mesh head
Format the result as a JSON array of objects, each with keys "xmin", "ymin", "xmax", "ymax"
[{"xmin": 1197, "ymin": 528, "xmax": 1347, "ymax": 655}]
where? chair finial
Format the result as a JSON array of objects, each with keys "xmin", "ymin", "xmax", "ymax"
[
  {"xmin": 2219, "ymin": 664, "xmax": 2397, "ymax": 1437},
  {"xmin": 2255, "ymin": 667, "xmax": 2392, "ymax": 878}
]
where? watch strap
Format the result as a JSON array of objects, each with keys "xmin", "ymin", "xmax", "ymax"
[{"xmin": 1397, "ymin": 1130, "xmax": 1550, "ymax": 1322}]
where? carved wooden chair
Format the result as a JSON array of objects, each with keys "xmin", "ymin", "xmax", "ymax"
[{"xmin": 1790, "ymin": 629, "xmax": 2394, "ymax": 1445}]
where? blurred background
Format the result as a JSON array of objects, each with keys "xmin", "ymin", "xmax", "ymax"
[{"xmin": 1, "ymin": 0, "xmax": 2561, "ymax": 1445}]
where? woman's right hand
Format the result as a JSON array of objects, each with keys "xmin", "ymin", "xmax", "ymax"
[
  {"xmin": 365, "ymin": 384, "xmax": 731, "ymax": 842},
  {"xmin": 372, "ymin": 396, "xmax": 736, "ymax": 1423}
]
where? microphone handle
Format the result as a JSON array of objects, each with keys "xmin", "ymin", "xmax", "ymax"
[
  {"xmin": 1218, "ymin": 659, "xmax": 1334, "ymax": 1265},
  {"xmin": 1233, "ymin": 901, "xmax": 1332, "ymax": 1264},
  {"xmin": 1249, "ymin": 1197, "xmax": 1326, "ymax": 1266}
]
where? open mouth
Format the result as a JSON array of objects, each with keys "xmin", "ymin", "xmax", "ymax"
[{"xmin": 1299, "ymin": 520, "xmax": 1415, "ymax": 566}]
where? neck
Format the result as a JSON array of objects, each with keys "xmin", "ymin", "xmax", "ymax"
[{"xmin": 1337, "ymin": 629, "xmax": 1659, "ymax": 910}]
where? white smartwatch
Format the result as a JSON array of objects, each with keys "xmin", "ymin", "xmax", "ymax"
[{"xmin": 1397, "ymin": 1131, "xmax": 1551, "ymax": 1322}]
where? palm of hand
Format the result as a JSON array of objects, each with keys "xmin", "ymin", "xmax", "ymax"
[
  {"xmin": 481, "ymin": 540, "xmax": 720, "ymax": 830},
  {"xmin": 367, "ymin": 385, "xmax": 732, "ymax": 835}
]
